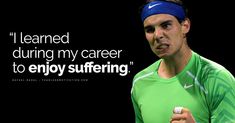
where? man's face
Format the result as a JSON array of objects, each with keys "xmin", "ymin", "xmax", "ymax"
[{"xmin": 143, "ymin": 14, "xmax": 190, "ymax": 58}]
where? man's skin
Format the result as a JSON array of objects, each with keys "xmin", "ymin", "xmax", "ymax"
[
  {"xmin": 170, "ymin": 108, "xmax": 196, "ymax": 123},
  {"xmin": 143, "ymin": 14, "xmax": 196, "ymax": 122}
]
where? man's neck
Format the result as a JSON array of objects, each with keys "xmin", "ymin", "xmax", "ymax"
[{"xmin": 158, "ymin": 48, "xmax": 192, "ymax": 79}]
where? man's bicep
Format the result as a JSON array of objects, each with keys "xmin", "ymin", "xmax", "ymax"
[
  {"xmin": 210, "ymin": 89, "xmax": 235, "ymax": 122},
  {"xmin": 208, "ymin": 70, "xmax": 235, "ymax": 122},
  {"xmin": 131, "ymin": 92, "xmax": 144, "ymax": 123}
]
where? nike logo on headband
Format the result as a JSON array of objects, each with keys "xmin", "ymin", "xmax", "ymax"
[{"xmin": 148, "ymin": 3, "xmax": 162, "ymax": 9}]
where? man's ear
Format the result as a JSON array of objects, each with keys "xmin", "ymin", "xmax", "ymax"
[{"xmin": 181, "ymin": 18, "xmax": 191, "ymax": 34}]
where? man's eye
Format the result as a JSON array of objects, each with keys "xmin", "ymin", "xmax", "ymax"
[
  {"xmin": 161, "ymin": 23, "xmax": 172, "ymax": 29},
  {"xmin": 145, "ymin": 27, "xmax": 155, "ymax": 33}
]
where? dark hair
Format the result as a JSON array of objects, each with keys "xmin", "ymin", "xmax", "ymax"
[{"xmin": 139, "ymin": 0, "xmax": 189, "ymax": 22}]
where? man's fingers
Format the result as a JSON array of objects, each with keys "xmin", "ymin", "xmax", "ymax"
[
  {"xmin": 171, "ymin": 107, "xmax": 188, "ymax": 121},
  {"xmin": 171, "ymin": 121, "xmax": 184, "ymax": 123},
  {"xmin": 170, "ymin": 115, "xmax": 186, "ymax": 123},
  {"xmin": 171, "ymin": 107, "xmax": 196, "ymax": 123},
  {"xmin": 171, "ymin": 113, "xmax": 187, "ymax": 120}
]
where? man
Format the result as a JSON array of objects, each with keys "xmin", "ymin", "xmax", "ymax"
[{"xmin": 131, "ymin": 0, "xmax": 235, "ymax": 123}]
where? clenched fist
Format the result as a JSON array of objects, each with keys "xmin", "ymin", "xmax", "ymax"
[{"xmin": 170, "ymin": 107, "xmax": 196, "ymax": 123}]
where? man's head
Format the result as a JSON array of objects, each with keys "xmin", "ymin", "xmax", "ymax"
[{"xmin": 141, "ymin": 0, "xmax": 191, "ymax": 58}]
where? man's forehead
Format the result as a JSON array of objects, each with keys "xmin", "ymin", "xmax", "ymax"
[{"xmin": 144, "ymin": 14, "xmax": 177, "ymax": 26}]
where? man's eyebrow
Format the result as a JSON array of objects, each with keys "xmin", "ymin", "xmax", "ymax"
[
  {"xmin": 160, "ymin": 20, "xmax": 173, "ymax": 26},
  {"xmin": 144, "ymin": 19, "xmax": 173, "ymax": 29},
  {"xmin": 144, "ymin": 25, "xmax": 152, "ymax": 30}
]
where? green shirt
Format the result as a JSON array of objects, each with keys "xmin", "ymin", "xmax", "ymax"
[{"xmin": 131, "ymin": 51, "xmax": 235, "ymax": 123}]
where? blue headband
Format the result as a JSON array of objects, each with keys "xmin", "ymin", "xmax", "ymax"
[{"xmin": 141, "ymin": 1, "xmax": 185, "ymax": 22}]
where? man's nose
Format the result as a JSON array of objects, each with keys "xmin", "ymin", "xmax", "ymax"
[{"xmin": 154, "ymin": 28, "xmax": 163, "ymax": 41}]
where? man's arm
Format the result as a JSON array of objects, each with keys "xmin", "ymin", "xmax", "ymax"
[
  {"xmin": 131, "ymin": 84, "xmax": 144, "ymax": 123},
  {"xmin": 206, "ymin": 70, "xmax": 235, "ymax": 123}
]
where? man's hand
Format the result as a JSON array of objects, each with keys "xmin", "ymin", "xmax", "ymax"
[{"xmin": 170, "ymin": 107, "xmax": 196, "ymax": 123}]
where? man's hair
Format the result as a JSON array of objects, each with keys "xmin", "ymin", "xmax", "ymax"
[{"xmin": 140, "ymin": 0, "xmax": 189, "ymax": 22}]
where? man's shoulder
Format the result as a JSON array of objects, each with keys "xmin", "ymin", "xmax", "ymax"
[
  {"xmin": 131, "ymin": 60, "xmax": 161, "ymax": 94},
  {"xmin": 196, "ymin": 53, "xmax": 229, "ymax": 75},
  {"xmin": 194, "ymin": 52, "xmax": 234, "ymax": 84},
  {"xmin": 133, "ymin": 60, "xmax": 160, "ymax": 82}
]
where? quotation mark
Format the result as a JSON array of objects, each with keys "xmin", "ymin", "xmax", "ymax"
[
  {"xmin": 129, "ymin": 61, "xmax": 134, "ymax": 73},
  {"xmin": 130, "ymin": 61, "xmax": 134, "ymax": 65},
  {"xmin": 9, "ymin": 32, "xmax": 16, "ymax": 43},
  {"xmin": 9, "ymin": 32, "xmax": 13, "ymax": 36}
]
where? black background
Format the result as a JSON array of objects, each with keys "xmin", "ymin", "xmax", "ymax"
[{"xmin": 6, "ymin": 0, "xmax": 234, "ymax": 122}]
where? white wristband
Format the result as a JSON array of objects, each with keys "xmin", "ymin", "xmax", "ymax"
[{"xmin": 174, "ymin": 107, "xmax": 183, "ymax": 114}]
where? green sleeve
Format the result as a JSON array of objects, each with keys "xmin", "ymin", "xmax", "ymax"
[
  {"xmin": 206, "ymin": 70, "xmax": 235, "ymax": 123},
  {"xmin": 131, "ymin": 86, "xmax": 144, "ymax": 123}
]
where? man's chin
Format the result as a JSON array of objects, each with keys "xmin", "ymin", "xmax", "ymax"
[
  {"xmin": 156, "ymin": 53, "xmax": 168, "ymax": 58},
  {"xmin": 157, "ymin": 52, "xmax": 174, "ymax": 59},
  {"xmin": 154, "ymin": 49, "xmax": 171, "ymax": 58}
]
